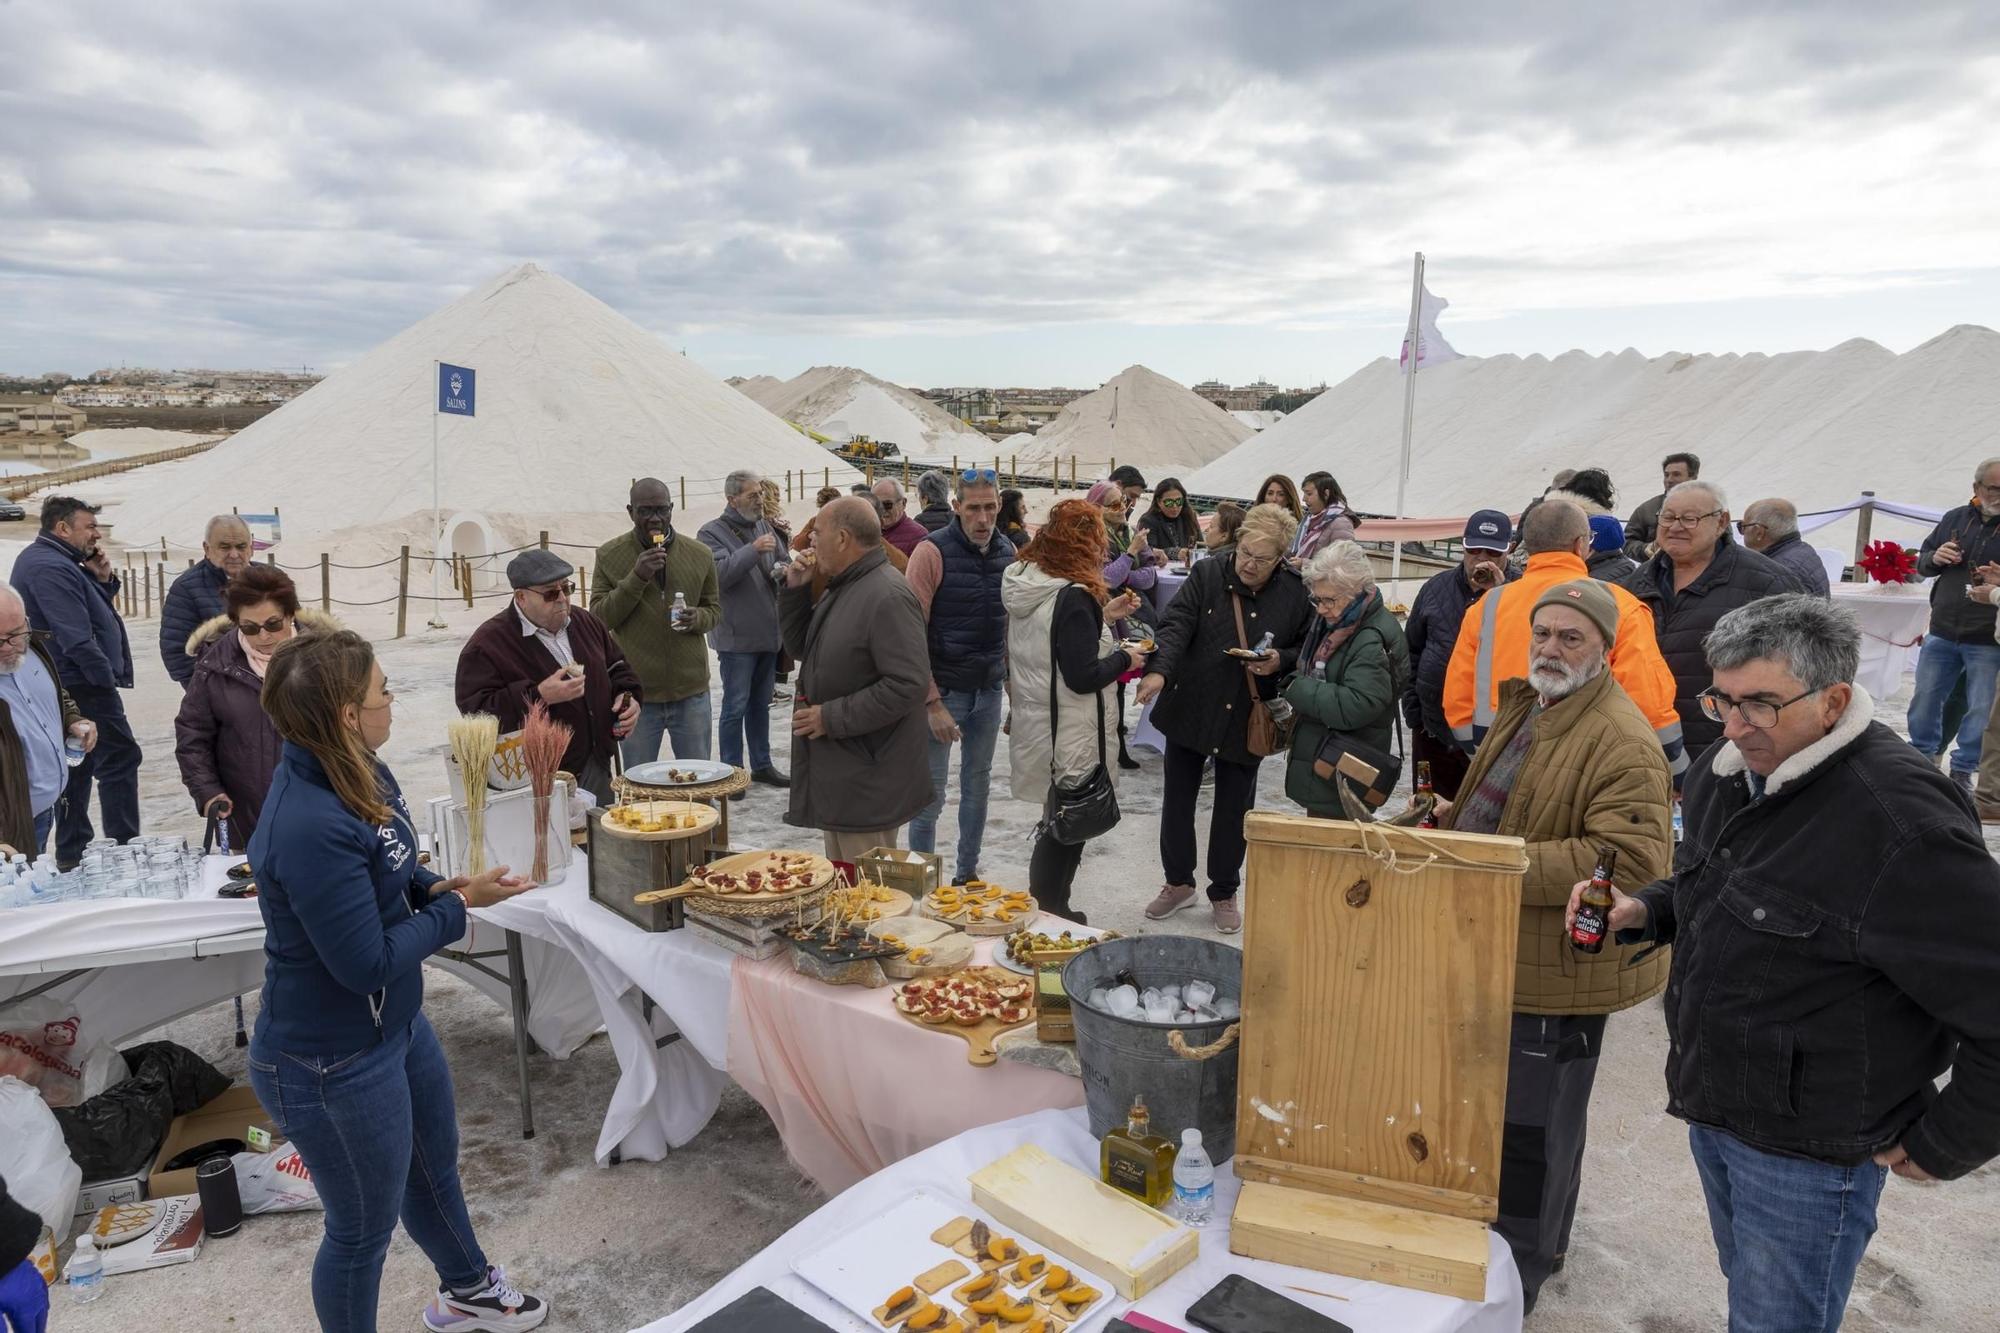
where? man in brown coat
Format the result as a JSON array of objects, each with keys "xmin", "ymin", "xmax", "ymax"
[
  {"xmin": 778, "ymin": 497, "xmax": 933, "ymax": 861},
  {"xmin": 1442, "ymin": 578, "xmax": 1673, "ymax": 1314},
  {"xmin": 455, "ymin": 549, "xmax": 642, "ymax": 803}
]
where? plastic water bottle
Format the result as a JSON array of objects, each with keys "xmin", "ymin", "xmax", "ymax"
[
  {"xmin": 1672, "ymin": 800, "xmax": 1684, "ymax": 844},
  {"xmin": 1171, "ymin": 1128, "xmax": 1215, "ymax": 1225},
  {"xmin": 671, "ymin": 591, "xmax": 689, "ymax": 628},
  {"xmin": 68, "ymin": 1231, "xmax": 104, "ymax": 1302}
]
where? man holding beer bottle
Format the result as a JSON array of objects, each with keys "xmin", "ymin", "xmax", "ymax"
[
  {"xmin": 1440, "ymin": 579, "xmax": 1673, "ymax": 1312},
  {"xmin": 1570, "ymin": 593, "xmax": 2000, "ymax": 1331}
]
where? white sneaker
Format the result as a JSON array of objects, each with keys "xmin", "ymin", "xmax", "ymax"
[{"xmin": 423, "ymin": 1265, "xmax": 548, "ymax": 1331}]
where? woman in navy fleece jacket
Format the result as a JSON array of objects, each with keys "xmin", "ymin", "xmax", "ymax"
[{"xmin": 247, "ymin": 630, "xmax": 546, "ymax": 1333}]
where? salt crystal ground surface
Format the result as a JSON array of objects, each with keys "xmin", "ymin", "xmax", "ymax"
[
  {"xmin": 1190, "ymin": 326, "xmax": 2000, "ymax": 555},
  {"xmin": 64, "ymin": 427, "xmax": 224, "ymax": 461},
  {"xmin": 43, "ymin": 591, "xmax": 1999, "ymax": 1332}
]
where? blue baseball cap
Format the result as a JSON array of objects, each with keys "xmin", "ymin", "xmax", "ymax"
[{"xmin": 1462, "ymin": 509, "xmax": 1512, "ymax": 551}]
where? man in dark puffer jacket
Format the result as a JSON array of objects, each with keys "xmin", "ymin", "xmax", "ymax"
[
  {"xmin": 1622, "ymin": 480, "xmax": 1801, "ymax": 761},
  {"xmin": 160, "ymin": 515, "xmax": 252, "ymax": 687},
  {"xmin": 1401, "ymin": 509, "xmax": 1514, "ymax": 799}
]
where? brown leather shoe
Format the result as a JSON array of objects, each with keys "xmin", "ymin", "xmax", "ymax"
[{"xmin": 1978, "ymin": 799, "xmax": 2000, "ymax": 826}]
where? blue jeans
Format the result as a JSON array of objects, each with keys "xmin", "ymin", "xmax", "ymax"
[
  {"xmin": 29, "ymin": 808, "xmax": 53, "ymax": 858},
  {"xmin": 248, "ymin": 1013, "xmax": 487, "ymax": 1333},
  {"xmin": 907, "ymin": 685, "xmax": 1002, "ymax": 881},
  {"xmin": 620, "ymin": 694, "xmax": 713, "ymax": 769},
  {"xmin": 1689, "ymin": 1125, "xmax": 1887, "ymax": 1333},
  {"xmin": 717, "ymin": 651, "xmax": 778, "ymax": 771},
  {"xmin": 56, "ymin": 685, "xmax": 140, "ymax": 867},
  {"xmin": 1906, "ymin": 635, "xmax": 2000, "ymax": 773}
]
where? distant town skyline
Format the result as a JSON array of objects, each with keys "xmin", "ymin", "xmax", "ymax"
[{"xmin": 3, "ymin": 3, "xmax": 1996, "ymax": 388}]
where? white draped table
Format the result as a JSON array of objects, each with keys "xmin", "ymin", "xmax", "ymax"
[
  {"xmin": 632, "ymin": 1106, "xmax": 1523, "ymax": 1333},
  {"xmin": 1828, "ymin": 581, "xmax": 1931, "ymax": 701}
]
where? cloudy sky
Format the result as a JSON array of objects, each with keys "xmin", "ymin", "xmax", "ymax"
[{"xmin": 3, "ymin": 1, "xmax": 1997, "ymax": 389}]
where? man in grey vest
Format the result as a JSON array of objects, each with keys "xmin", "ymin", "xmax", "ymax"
[{"xmin": 903, "ymin": 469, "xmax": 1015, "ymax": 884}]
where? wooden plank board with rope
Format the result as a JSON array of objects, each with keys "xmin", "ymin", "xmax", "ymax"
[{"xmin": 1230, "ymin": 809, "xmax": 1525, "ymax": 1288}]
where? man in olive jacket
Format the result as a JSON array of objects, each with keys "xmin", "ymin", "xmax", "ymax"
[
  {"xmin": 778, "ymin": 497, "xmax": 933, "ymax": 862},
  {"xmin": 1442, "ymin": 579, "xmax": 1673, "ymax": 1314}
]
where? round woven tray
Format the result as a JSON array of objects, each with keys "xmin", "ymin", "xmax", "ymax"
[
  {"xmin": 612, "ymin": 766, "xmax": 750, "ymax": 806},
  {"xmin": 687, "ymin": 880, "xmax": 831, "ymax": 920}
]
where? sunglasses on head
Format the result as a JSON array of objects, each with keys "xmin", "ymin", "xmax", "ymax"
[
  {"xmin": 237, "ymin": 615, "xmax": 289, "ymax": 636},
  {"xmin": 528, "ymin": 582, "xmax": 575, "ymax": 602},
  {"xmin": 961, "ymin": 467, "xmax": 998, "ymax": 483}
]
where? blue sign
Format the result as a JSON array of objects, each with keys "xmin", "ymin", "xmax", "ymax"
[{"xmin": 437, "ymin": 362, "xmax": 476, "ymax": 416}]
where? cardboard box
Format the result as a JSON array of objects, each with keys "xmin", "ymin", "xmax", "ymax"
[
  {"xmin": 95, "ymin": 1195, "xmax": 205, "ymax": 1276},
  {"xmin": 147, "ymin": 1085, "xmax": 277, "ymax": 1199},
  {"xmin": 74, "ymin": 1171, "xmax": 147, "ymax": 1219}
]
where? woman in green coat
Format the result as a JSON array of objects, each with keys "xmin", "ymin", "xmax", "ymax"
[{"xmin": 1283, "ymin": 541, "xmax": 1411, "ymax": 818}]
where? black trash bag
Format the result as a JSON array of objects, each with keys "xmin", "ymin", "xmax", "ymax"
[{"xmin": 52, "ymin": 1041, "xmax": 232, "ymax": 1180}]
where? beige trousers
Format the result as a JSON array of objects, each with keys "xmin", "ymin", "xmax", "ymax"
[{"xmin": 823, "ymin": 827, "xmax": 899, "ymax": 864}]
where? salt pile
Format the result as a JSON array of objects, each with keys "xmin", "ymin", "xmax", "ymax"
[
  {"xmin": 1188, "ymin": 326, "xmax": 2000, "ymax": 553},
  {"xmin": 733, "ymin": 365, "xmax": 986, "ymax": 455},
  {"xmin": 1015, "ymin": 365, "xmax": 1253, "ymax": 475},
  {"xmin": 87, "ymin": 264, "xmax": 853, "ymax": 552},
  {"xmin": 1230, "ymin": 410, "xmax": 1286, "ymax": 432}
]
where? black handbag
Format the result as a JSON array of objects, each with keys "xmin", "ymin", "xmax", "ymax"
[
  {"xmin": 1308, "ymin": 641, "xmax": 1405, "ymax": 809},
  {"xmin": 1042, "ymin": 612, "xmax": 1121, "ymax": 845}
]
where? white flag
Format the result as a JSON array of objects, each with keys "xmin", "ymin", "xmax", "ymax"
[{"xmin": 1399, "ymin": 285, "xmax": 1461, "ymax": 373}]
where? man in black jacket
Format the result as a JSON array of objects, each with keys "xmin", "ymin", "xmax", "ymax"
[
  {"xmin": 1904, "ymin": 458, "xmax": 2000, "ymax": 788},
  {"xmin": 1622, "ymin": 451, "xmax": 1699, "ymax": 564},
  {"xmin": 1400, "ymin": 508, "xmax": 1513, "ymax": 800},
  {"xmin": 1622, "ymin": 480, "xmax": 1801, "ymax": 761},
  {"xmin": 1573, "ymin": 594, "xmax": 2000, "ymax": 1331},
  {"xmin": 160, "ymin": 514, "xmax": 252, "ymax": 687}
]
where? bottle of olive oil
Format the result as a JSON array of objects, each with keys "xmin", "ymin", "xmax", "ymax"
[{"xmin": 1101, "ymin": 1095, "xmax": 1177, "ymax": 1208}]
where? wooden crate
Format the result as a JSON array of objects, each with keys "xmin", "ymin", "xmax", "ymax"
[
  {"xmin": 969, "ymin": 1143, "xmax": 1199, "ymax": 1299},
  {"xmin": 1228, "ymin": 812, "xmax": 1525, "ymax": 1294}
]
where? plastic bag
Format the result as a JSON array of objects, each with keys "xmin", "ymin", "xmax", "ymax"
[
  {"xmin": 0, "ymin": 999, "xmax": 125, "ymax": 1109},
  {"xmin": 0, "ymin": 1077, "xmax": 81, "ymax": 1242},
  {"xmin": 51, "ymin": 1042, "xmax": 231, "ymax": 1180},
  {"xmin": 233, "ymin": 1142, "xmax": 320, "ymax": 1214}
]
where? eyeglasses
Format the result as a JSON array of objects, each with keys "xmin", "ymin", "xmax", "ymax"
[
  {"xmin": 1237, "ymin": 550, "xmax": 1279, "ymax": 569},
  {"xmin": 961, "ymin": 467, "xmax": 998, "ymax": 483},
  {"xmin": 1734, "ymin": 520, "xmax": 1766, "ymax": 534},
  {"xmin": 1658, "ymin": 508, "xmax": 1723, "ymax": 530},
  {"xmin": 236, "ymin": 616, "xmax": 290, "ymax": 636},
  {"xmin": 1158, "ymin": 497, "xmax": 1185, "ymax": 509},
  {"xmin": 631, "ymin": 504, "xmax": 671, "ymax": 518},
  {"xmin": 0, "ymin": 629, "xmax": 31, "ymax": 649},
  {"xmin": 528, "ymin": 582, "xmax": 576, "ymax": 602},
  {"xmin": 1530, "ymin": 625, "xmax": 1593, "ymax": 652},
  {"xmin": 1697, "ymin": 685, "xmax": 1822, "ymax": 729},
  {"xmin": 1308, "ymin": 591, "xmax": 1350, "ymax": 610},
  {"xmin": 876, "ymin": 499, "xmax": 898, "ymax": 513}
]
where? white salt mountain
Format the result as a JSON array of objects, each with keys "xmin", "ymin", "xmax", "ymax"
[
  {"xmin": 95, "ymin": 263, "xmax": 853, "ymax": 556},
  {"xmin": 1015, "ymin": 365, "xmax": 1254, "ymax": 476},
  {"xmin": 732, "ymin": 365, "xmax": 986, "ymax": 455},
  {"xmin": 1188, "ymin": 326, "xmax": 2000, "ymax": 553}
]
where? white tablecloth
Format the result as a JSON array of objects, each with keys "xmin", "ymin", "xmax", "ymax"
[
  {"xmin": 633, "ymin": 1106, "xmax": 1522, "ymax": 1333},
  {"xmin": 1829, "ymin": 582, "xmax": 1931, "ymax": 701},
  {"xmin": 0, "ymin": 854, "xmax": 727, "ymax": 1163}
]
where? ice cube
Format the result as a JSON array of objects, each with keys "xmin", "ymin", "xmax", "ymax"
[
  {"xmin": 1214, "ymin": 998, "xmax": 1241, "ymax": 1020},
  {"xmin": 1177, "ymin": 1007, "xmax": 1198, "ymax": 1023},
  {"xmin": 1088, "ymin": 988, "xmax": 1110, "ymax": 1012},
  {"xmin": 1107, "ymin": 985, "xmax": 1141, "ymax": 1019},
  {"xmin": 1185, "ymin": 980, "xmax": 1218, "ymax": 1009},
  {"xmin": 1140, "ymin": 987, "xmax": 1163, "ymax": 1007},
  {"xmin": 1143, "ymin": 999, "xmax": 1177, "ymax": 1024},
  {"xmin": 1160, "ymin": 985, "xmax": 1182, "ymax": 1003}
]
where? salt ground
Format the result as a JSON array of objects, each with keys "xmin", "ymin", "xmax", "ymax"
[
  {"xmin": 39, "ymin": 594, "xmax": 2000, "ymax": 1332},
  {"xmin": 732, "ymin": 365, "xmax": 988, "ymax": 456},
  {"xmin": 64, "ymin": 427, "xmax": 223, "ymax": 461}
]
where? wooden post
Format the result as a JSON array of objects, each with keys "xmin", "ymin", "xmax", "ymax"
[
  {"xmin": 141, "ymin": 554, "xmax": 152, "ymax": 619},
  {"xmin": 823, "ymin": 466, "xmax": 830, "ymax": 490},
  {"xmin": 1851, "ymin": 492, "xmax": 1875, "ymax": 578},
  {"xmin": 1070, "ymin": 454, "xmax": 1077, "ymax": 490},
  {"xmin": 538, "ymin": 530, "xmax": 549, "ymax": 550},
  {"xmin": 395, "ymin": 546, "xmax": 411, "ymax": 638},
  {"xmin": 319, "ymin": 554, "xmax": 331, "ymax": 611},
  {"xmin": 952, "ymin": 454, "xmax": 959, "ymax": 475},
  {"xmin": 462, "ymin": 555, "xmax": 474, "ymax": 609},
  {"xmin": 579, "ymin": 564, "xmax": 590, "ymax": 607},
  {"xmin": 866, "ymin": 462, "xmax": 875, "ymax": 487},
  {"xmin": 680, "ymin": 476, "xmax": 687, "ymax": 510},
  {"xmin": 1011, "ymin": 453, "xmax": 1017, "ymax": 488},
  {"xmin": 1110, "ymin": 455, "xmax": 1117, "ymax": 476}
]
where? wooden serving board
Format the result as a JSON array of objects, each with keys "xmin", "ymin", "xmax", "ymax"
[
  {"xmin": 634, "ymin": 848, "xmax": 835, "ymax": 906},
  {"xmin": 891, "ymin": 968, "xmax": 1035, "ymax": 1066},
  {"xmin": 920, "ymin": 896, "xmax": 1039, "ymax": 937},
  {"xmin": 594, "ymin": 800, "xmax": 719, "ymax": 842}
]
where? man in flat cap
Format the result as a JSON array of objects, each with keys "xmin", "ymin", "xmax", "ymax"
[
  {"xmin": 455, "ymin": 548, "xmax": 641, "ymax": 802},
  {"xmin": 1440, "ymin": 578, "xmax": 1674, "ymax": 1313}
]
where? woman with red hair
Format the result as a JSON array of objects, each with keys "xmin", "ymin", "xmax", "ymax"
[{"xmin": 1003, "ymin": 501, "xmax": 1149, "ymax": 921}]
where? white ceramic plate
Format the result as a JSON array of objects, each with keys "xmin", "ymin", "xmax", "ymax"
[
  {"xmin": 991, "ymin": 922, "xmax": 1110, "ymax": 975},
  {"xmin": 623, "ymin": 758, "xmax": 736, "ymax": 787}
]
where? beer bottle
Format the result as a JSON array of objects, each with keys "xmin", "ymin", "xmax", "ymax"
[
  {"xmin": 1415, "ymin": 761, "xmax": 1439, "ymax": 829},
  {"xmin": 1571, "ymin": 846, "xmax": 1617, "ymax": 954}
]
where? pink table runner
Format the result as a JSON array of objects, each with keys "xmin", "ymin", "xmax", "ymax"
[{"xmin": 726, "ymin": 939, "xmax": 1085, "ymax": 1193}]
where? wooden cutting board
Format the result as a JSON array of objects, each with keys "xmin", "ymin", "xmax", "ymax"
[{"xmin": 891, "ymin": 968, "xmax": 1035, "ymax": 1066}]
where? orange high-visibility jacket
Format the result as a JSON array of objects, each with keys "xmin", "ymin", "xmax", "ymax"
[{"xmin": 1443, "ymin": 551, "xmax": 1686, "ymax": 775}]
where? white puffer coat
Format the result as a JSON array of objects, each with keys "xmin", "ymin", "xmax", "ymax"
[{"xmin": 1003, "ymin": 563, "xmax": 1123, "ymax": 806}]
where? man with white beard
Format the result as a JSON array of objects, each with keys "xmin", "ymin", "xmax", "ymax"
[
  {"xmin": 0, "ymin": 583, "xmax": 95, "ymax": 858},
  {"xmin": 1439, "ymin": 579, "xmax": 1674, "ymax": 1313}
]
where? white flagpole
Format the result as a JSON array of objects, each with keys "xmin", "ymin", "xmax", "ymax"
[
  {"xmin": 1391, "ymin": 251, "xmax": 1425, "ymax": 599},
  {"xmin": 429, "ymin": 360, "xmax": 447, "ymax": 629}
]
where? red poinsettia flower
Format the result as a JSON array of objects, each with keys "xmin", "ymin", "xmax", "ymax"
[{"xmin": 1856, "ymin": 540, "xmax": 1918, "ymax": 585}]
